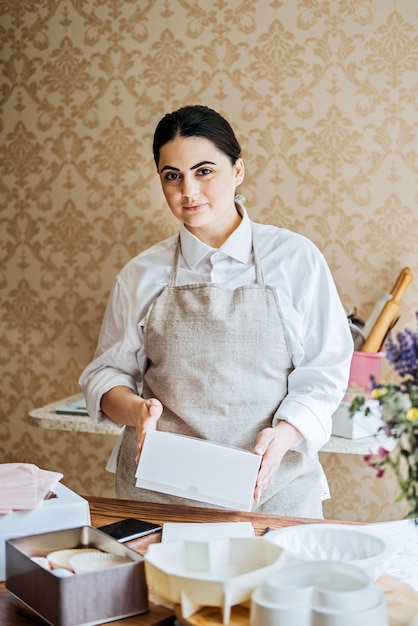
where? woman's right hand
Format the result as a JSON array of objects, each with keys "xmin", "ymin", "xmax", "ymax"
[
  {"xmin": 135, "ymin": 397, "xmax": 163, "ymax": 462},
  {"xmin": 100, "ymin": 386, "xmax": 163, "ymax": 462}
]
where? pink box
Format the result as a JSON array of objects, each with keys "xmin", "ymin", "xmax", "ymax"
[{"xmin": 348, "ymin": 351, "xmax": 385, "ymax": 392}]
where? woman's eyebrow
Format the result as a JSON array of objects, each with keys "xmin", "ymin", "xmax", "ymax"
[{"xmin": 160, "ymin": 160, "xmax": 216, "ymax": 173}]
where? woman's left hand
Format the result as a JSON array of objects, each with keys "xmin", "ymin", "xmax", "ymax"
[{"xmin": 253, "ymin": 421, "xmax": 302, "ymax": 503}]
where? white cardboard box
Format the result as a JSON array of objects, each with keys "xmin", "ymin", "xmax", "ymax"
[
  {"xmin": 135, "ymin": 430, "xmax": 261, "ymax": 511},
  {"xmin": 331, "ymin": 400, "xmax": 384, "ymax": 439},
  {"xmin": 0, "ymin": 482, "xmax": 90, "ymax": 581}
]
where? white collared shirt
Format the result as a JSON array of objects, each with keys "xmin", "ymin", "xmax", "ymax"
[{"xmin": 79, "ymin": 204, "xmax": 353, "ymax": 457}]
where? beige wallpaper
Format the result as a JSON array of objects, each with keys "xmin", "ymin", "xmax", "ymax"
[{"xmin": 1, "ymin": 0, "xmax": 418, "ymax": 523}]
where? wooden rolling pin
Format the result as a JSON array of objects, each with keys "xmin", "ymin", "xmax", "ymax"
[
  {"xmin": 390, "ymin": 266, "xmax": 411, "ymax": 297},
  {"xmin": 362, "ymin": 269, "xmax": 411, "ymax": 340},
  {"xmin": 361, "ymin": 268, "xmax": 413, "ymax": 353}
]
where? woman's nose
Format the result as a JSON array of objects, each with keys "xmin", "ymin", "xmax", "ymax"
[{"xmin": 182, "ymin": 174, "xmax": 199, "ymax": 199}]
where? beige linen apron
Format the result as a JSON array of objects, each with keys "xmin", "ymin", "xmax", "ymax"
[{"xmin": 116, "ymin": 224, "xmax": 323, "ymax": 517}]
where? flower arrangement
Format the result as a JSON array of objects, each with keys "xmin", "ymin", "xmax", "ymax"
[{"xmin": 350, "ymin": 312, "xmax": 418, "ymax": 519}]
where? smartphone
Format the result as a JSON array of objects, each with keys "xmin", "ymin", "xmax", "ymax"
[{"xmin": 97, "ymin": 518, "xmax": 162, "ymax": 542}]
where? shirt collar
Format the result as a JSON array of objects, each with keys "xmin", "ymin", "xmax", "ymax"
[{"xmin": 179, "ymin": 199, "xmax": 253, "ymax": 269}]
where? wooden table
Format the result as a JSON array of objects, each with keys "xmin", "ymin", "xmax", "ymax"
[
  {"xmin": 0, "ymin": 498, "xmax": 333, "ymax": 626},
  {"xmin": 0, "ymin": 498, "xmax": 329, "ymax": 626},
  {"xmin": 2, "ymin": 497, "xmax": 418, "ymax": 626},
  {"xmin": 86, "ymin": 495, "xmax": 330, "ymax": 540}
]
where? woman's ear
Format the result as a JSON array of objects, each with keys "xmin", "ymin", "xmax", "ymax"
[{"xmin": 234, "ymin": 158, "xmax": 245, "ymax": 187}]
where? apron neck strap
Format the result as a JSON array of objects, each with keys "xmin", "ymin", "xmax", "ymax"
[
  {"xmin": 169, "ymin": 221, "xmax": 265, "ymax": 286},
  {"xmin": 251, "ymin": 221, "xmax": 265, "ymax": 285},
  {"xmin": 170, "ymin": 237, "xmax": 182, "ymax": 285}
]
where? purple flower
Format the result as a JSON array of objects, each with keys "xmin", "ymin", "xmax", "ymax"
[
  {"xmin": 352, "ymin": 312, "xmax": 418, "ymax": 517},
  {"xmin": 385, "ymin": 312, "xmax": 418, "ymax": 385}
]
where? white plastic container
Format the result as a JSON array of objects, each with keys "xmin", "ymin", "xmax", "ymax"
[
  {"xmin": 250, "ymin": 561, "xmax": 388, "ymax": 626},
  {"xmin": 263, "ymin": 524, "xmax": 394, "ymax": 581},
  {"xmin": 144, "ymin": 536, "xmax": 286, "ymax": 624}
]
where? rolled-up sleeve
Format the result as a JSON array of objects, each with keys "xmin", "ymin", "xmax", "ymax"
[
  {"xmin": 272, "ymin": 245, "xmax": 353, "ymax": 456},
  {"xmin": 79, "ymin": 276, "xmax": 146, "ymax": 424},
  {"xmin": 79, "ymin": 237, "xmax": 176, "ymax": 426}
]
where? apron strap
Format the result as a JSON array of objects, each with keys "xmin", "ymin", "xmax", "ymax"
[
  {"xmin": 251, "ymin": 221, "xmax": 265, "ymax": 285},
  {"xmin": 169, "ymin": 237, "xmax": 182, "ymax": 286},
  {"xmin": 169, "ymin": 221, "xmax": 265, "ymax": 286}
]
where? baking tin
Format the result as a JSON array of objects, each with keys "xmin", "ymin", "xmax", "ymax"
[{"xmin": 6, "ymin": 526, "xmax": 148, "ymax": 626}]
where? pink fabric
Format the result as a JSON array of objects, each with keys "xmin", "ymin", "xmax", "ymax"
[{"xmin": 0, "ymin": 463, "xmax": 63, "ymax": 513}]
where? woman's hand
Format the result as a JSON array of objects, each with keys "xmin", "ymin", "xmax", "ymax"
[
  {"xmin": 134, "ymin": 397, "xmax": 163, "ymax": 462},
  {"xmin": 101, "ymin": 386, "xmax": 163, "ymax": 462},
  {"xmin": 253, "ymin": 421, "xmax": 302, "ymax": 503}
]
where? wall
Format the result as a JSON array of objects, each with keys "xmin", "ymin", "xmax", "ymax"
[{"xmin": 1, "ymin": 0, "xmax": 418, "ymax": 522}]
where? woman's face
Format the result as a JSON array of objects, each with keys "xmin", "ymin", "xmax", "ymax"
[{"xmin": 157, "ymin": 135, "xmax": 244, "ymax": 246}]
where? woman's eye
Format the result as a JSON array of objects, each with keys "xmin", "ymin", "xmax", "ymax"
[
  {"xmin": 197, "ymin": 168, "xmax": 212, "ymax": 176},
  {"xmin": 164, "ymin": 172, "xmax": 180, "ymax": 181}
]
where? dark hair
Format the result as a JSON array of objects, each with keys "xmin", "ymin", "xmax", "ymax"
[{"xmin": 153, "ymin": 105, "xmax": 242, "ymax": 168}]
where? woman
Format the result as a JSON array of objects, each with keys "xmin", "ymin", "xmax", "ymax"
[{"xmin": 79, "ymin": 105, "xmax": 353, "ymax": 517}]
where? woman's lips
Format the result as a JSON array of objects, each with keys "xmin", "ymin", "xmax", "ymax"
[{"xmin": 183, "ymin": 203, "xmax": 206, "ymax": 212}]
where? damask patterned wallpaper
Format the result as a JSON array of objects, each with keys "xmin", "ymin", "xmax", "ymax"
[{"xmin": 1, "ymin": 0, "xmax": 417, "ymax": 522}]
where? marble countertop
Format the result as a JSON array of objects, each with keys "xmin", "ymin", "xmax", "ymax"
[
  {"xmin": 322, "ymin": 431, "xmax": 396, "ymax": 454},
  {"xmin": 28, "ymin": 394, "xmax": 397, "ymax": 455},
  {"xmin": 28, "ymin": 394, "xmax": 123, "ymax": 435}
]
